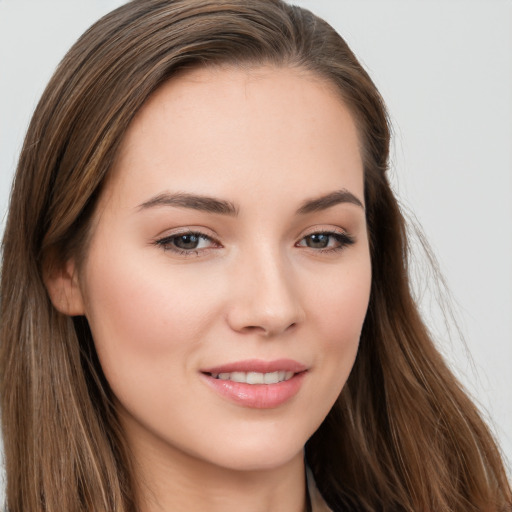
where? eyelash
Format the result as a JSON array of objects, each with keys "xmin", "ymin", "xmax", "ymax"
[
  {"xmin": 154, "ymin": 229, "xmax": 355, "ymax": 257},
  {"xmin": 296, "ymin": 230, "xmax": 355, "ymax": 253},
  {"xmin": 154, "ymin": 231, "xmax": 219, "ymax": 256}
]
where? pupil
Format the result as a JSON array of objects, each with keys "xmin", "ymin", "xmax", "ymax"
[
  {"xmin": 175, "ymin": 234, "xmax": 199, "ymax": 249},
  {"xmin": 307, "ymin": 234, "xmax": 329, "ymax": 248}
]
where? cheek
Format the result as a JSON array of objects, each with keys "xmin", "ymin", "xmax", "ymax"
[
  {"xmin": 306, "ymin": 255, "xmax": 371, "ymax": 385},
  {"xmin": 80, "ymin": 245, "xmax": 223, "ymax": 384},
  {"xmin": 312, "ymin": 258, "xmax": 371, "ymax": 339}
]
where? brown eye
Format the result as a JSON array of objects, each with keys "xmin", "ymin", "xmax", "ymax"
[{"xmin": 173, "ymin": 234, "xmax": 202, "ymax": 250}]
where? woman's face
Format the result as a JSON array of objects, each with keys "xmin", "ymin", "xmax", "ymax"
[{"xmin": 73, "ymin": 66, "xmax": 371, "ymax": 472}]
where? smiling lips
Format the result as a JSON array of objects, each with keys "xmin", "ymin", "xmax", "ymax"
[
  {"xmin": 211, "ymin": 370, "xmax": 295, "ymax": 384},
  {"xmin": 201, "ymin": 359, "xmax": 307, "ymax": 409}
]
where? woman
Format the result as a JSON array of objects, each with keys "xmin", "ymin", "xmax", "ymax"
[{"xmin": 1, "ymin": 1, "xmax": 510, "ymax": 511}]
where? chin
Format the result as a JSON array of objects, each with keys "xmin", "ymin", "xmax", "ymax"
[
  {"xmin": 187, "ymin": 422, "xmax": 314, "ymax": 472},
  {"xmin": 205, "ymin": 444, "xmax": 304, "ymax": 473}
]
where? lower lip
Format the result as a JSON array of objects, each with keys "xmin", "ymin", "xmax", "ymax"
[{"xmin": 201, "ymin": 372, "xmax": 306, "ymax": 409}]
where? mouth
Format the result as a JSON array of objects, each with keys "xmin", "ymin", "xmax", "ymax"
[
  {"xmin": 200, "ymin": 359, "xmax": 308, "ymax": 408},
  {"xmin": 207, "ymin": 370, "xmax": 296, "ymax": 384}
]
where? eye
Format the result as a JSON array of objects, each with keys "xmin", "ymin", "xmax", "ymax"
[
  {"xmin": 155, "ymin": 231, "xmax": 218, "ymax": 255},
  {"xmin": 297, "ymin": 231, "xmax": 355, "ymax": 252},
  {"xmin": 171, "ymin": 233, "xmax": 209, "ymax": 250}
]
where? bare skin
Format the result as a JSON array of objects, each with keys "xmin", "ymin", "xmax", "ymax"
[{"xmin": 47, "ymin": 65, "xmax": 371, "ymax": 512}]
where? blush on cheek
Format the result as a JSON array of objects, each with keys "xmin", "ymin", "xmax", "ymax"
[
  {"xmin": 317, "ymin": 285, "xmax": 370, "ymax": 336},
  {"xmin": 312, "ymin": 279, "xmax": 370, "ymax": 384}
]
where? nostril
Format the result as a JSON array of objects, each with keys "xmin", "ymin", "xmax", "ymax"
[
  {"xmin": 241, "ymin": 325, "xmax": 267, "ymax": 334},
  {"xmin": 241, "ymin": 321, "xmax": 298, "ymax": 337}
]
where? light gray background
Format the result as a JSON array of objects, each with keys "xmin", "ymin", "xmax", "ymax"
[{"xmin": 0, "ymin": 0, "xmax": 511, "ymax": 499}]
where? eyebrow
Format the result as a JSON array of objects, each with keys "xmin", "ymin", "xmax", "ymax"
[
  {"xmin": 137, "ymin": 192, "xmax": 239, "ymax": 216},
  {"xmin": 137, "ymin": 188, "xmax": 363, "ymax": 216},
  {"xmin": 296, "ymin": 189, "xmax": 364, "ymax": 214}
]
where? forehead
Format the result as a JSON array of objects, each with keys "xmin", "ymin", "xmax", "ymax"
[{"xmin": 107, "ymin": 64, "xmax": 364, "ymax": 209}]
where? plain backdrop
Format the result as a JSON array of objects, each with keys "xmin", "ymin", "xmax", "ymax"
[{"xmin": 0, "ymin": 0, "xmax": 511, "ymax": 499}]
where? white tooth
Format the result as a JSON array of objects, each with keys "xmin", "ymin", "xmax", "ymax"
[
  {"xmin": 213, "ymin": 371, "xmax": 292, "ymax": 384},
  {"xmin": 230, "ymin": 372, "xmax": 246, "ymax": 383},
  {"xmin": 247, "ymin": 372, "xmax": 264, "ymax": 384},
  {"xmin": 264, "ymin": 371, "xmax": 279, "ymax": 384}
]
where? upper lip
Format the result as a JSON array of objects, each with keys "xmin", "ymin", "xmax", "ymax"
[{"xmin": 201, "ymin": 358, "xmax": 308, "ymax": 374}]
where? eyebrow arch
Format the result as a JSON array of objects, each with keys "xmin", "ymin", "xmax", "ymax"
[
  {"xmin": 296, "ymin": 189, "xmax": 364, "ymax": 215},
  {"xmin": 137, "ymin": 192, "xmax": 239, "ymax": 216}
]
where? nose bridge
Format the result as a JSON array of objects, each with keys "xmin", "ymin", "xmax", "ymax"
[{"xmin": 227, "ymin": 242, "xmax": 304, "ymax": 336}]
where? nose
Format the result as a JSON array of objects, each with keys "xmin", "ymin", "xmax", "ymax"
[{"xmin": 226, "ymin": 247, "xmax": 305, "ymax": 337}]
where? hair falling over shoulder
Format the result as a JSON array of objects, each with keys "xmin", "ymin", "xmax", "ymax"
[{"xmin": 0, "ymin": 1, "xmax": 510, "ymax": 511}]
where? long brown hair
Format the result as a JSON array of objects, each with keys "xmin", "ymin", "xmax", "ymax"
[{"xmin": 1, "ymin": 1, "xmax": 510, "ymax": 511}]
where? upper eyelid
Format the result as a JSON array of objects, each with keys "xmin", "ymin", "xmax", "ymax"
[
  {"xmin": 297, "ymin": 230, "xmax": 354, "ymax": 243},
  {"xmin": 156, "ymin": 231, "xmax": 219, "ymax": 245},
  {"xmin": 298, "ymin": 225, "xmax": 351, "ymax": 238},
  {"xmin": 153, "ymin": 226, "xmax": 352, "ymax": 240},
  {"xmin": 154, "ymin": 227, "xmax": 219, "ymax": 241}
]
